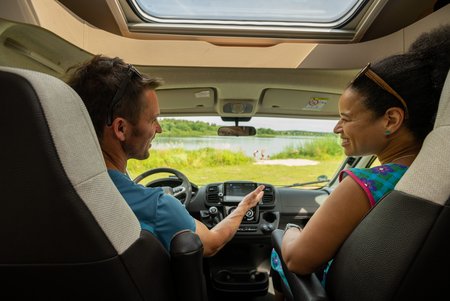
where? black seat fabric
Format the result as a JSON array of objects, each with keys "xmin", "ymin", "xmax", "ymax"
[
  {"xmin": 0, "ymin": 67, "xmax": 204, "ymax": 300},
  {"xmin": 171, "ymin": 230, "xmax": 208, "ymax": 301},
  {"xmin": 326, "ymin": 192, "xmax": 449, "ymax": 300},
  {"xmin": 271, "ymin": 69, "xmax": 450, "ymax": 301}
]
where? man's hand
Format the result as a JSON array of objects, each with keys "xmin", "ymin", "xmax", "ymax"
[
  {"xmin": 195, "ymin": 184, "xmax": 265, "ymax": 256},
  {"xmin": 238, "ymin": 185, "xmax": 265, "ymax": 211}
]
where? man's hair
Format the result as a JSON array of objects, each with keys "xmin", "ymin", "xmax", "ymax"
[
  {"xmin": 66, "ymin": 55, "xmax": 163, "ymax": 139},
  {"xmin": 349, "ymin": 25, "xmax": 450, "ymax": 142}
]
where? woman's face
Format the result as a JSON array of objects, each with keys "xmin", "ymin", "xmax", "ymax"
[{"xmin": 334, "ymin": 88, "xmax": 386, "ymax": 156}]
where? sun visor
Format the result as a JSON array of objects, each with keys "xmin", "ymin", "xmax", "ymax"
[
  {"xmin": 157, "ymin": 88, "xmax": 216, "ymax": 112},
  {"xmin": 260, "ymin": 89, "xmax": 340, "ymax": 117}
]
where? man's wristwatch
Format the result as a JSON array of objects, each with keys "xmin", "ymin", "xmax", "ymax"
[{"xmin": 284, "ymin": 223, "xmax": 302, "ymax": 232}]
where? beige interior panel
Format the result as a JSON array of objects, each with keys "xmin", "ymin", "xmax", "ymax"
[
  {"xmin": 0, "ymin": 1, "xmax": 447, "ymax": 69},
  {"xmin": 299, "ymin": 5, "xmax": 450, "ymax": 69}
]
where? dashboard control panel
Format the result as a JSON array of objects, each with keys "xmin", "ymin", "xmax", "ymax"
[
  {"xmin": 201, "ymin": 181, "xmax": 278, "ymax": 235},
  {"xmin": 205, "ymin": 181, "xmax": 275, "ymax": 207}
]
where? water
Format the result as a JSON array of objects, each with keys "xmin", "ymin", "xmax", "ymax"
[{"xmin": 152, "ymin": 136, "xmax": 316, "ymax": 158}]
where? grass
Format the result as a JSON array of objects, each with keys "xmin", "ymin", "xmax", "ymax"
[
  {"xmin": 129, "ymin": 147, "xmax": 253, "ymax": 169},
  {"xmin": 127, "ymin": 147, "xmax": 343, "ymax": 187},
  {"xmin": 271, "ymin": 137, "xmax": 343, "ymax": 161},
  {"xmin": 172, "ymin": 160, "xmax": 342, "ymax": 187}
]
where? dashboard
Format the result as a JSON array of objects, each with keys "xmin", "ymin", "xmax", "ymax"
[
  {"xmin": 146, "ymin": 175, "xmax": 331, "ymax": 299},
  {"xmin": 146, "ymin": 176, "xmax": 330, "ymax": 236},
  {"xmin": 201, "ymin": 181, "xmax": 278, "ymax": 235},
  {"xmin": 188, "ymin": 179, "xmax": 330, "ymax": 298},
  {"xmin": 186, "ymin": 180, "xmax": 331, "ymax": 238}
]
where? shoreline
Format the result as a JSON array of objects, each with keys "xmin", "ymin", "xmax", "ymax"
[{"xmin": 253, "ymin": 158, "xmax": 319, "ymax": 166}]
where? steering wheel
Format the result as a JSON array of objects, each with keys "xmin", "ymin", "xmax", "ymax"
[{"xmin": 133, "ymin": 167, "xmax": 193, "ymax": 208}]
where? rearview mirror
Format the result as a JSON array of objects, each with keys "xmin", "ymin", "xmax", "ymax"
[{"xmin": 217, "ymin": 126, "xmax": 256, "ymax": 136}]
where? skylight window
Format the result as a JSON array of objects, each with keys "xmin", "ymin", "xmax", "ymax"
[{"xmin": 131, "ymin": 0, "xmax": 363, "ymax": 26}]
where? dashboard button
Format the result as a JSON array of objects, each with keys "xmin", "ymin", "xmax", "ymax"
[
  {"xmin": 238, "ymin": 226, "xmax": 258, "ymax": 232},
  {"xmin": 209, "ymin": 206, "xmax": 218, "ymax": 215},
  {"xmin": 260, "ymin": 223, "xmax": 274, "ymax": 233}
]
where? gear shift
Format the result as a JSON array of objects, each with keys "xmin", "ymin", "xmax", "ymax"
[{"xmin": 209, "ymin": 206, "xmax": 220, "ymax": 226}]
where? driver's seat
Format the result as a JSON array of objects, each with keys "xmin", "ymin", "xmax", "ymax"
[{"xmin": 0, "ymin": 66, "xmax": 207, "ymax": 301}]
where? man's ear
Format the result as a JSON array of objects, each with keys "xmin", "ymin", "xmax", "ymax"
[
  {"xmin": 111, "ymin": 118, "xmax": 128, "ymax": 141},
  {"xmin": 384, "ymin": 107, "xmax": 405, "ymax": 134}
]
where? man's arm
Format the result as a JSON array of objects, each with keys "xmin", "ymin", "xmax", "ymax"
[{"xmin": 195, "ymin": 185, "xmax": 265, "ymax": 256}]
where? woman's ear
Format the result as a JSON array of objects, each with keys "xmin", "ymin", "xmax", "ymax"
[
  {"xmin": 384, "ymin": 107, "xmax": 405, "ymax": 134},
  {"xmin": 111, "ymin": 118, "xmax": 127, "ymax": 141}
]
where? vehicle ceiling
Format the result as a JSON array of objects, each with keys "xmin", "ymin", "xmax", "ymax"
[{"xmin": 0, "ymin": 0, "xmax": 448, "ymax": 120}]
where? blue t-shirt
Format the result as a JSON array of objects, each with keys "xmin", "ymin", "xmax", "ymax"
[{"xmin": 108, "ymin": 169, "xmax": 196, "ymax": 251}]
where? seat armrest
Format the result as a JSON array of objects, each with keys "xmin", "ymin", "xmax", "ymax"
[
  {"xmin": 271, "ymin": 229, "xmax": 328, "ymax": 301},
  {"xmin": 170, "ymin": 230, "xmax": 208, "ymax": 301}
]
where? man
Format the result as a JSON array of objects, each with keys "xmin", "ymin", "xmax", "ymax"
[{"xmin": 67, "ymin": 55, "xmax": 264, "ymax": 256}]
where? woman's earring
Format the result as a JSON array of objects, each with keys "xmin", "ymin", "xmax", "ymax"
[{"xmin": 385, "ymin": 130, "xmax": 391, "ymax": 136}]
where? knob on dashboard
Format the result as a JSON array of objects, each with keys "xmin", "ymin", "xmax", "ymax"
[
  {"xmin": 260, "ymin": 223, "xmax": 274, "ymax": 233},
  {"xmin": 209, "ymin": 206, "xmax": 219, "ymax": 216},
  {"xmin": 245, "ymin": 209, "xmax": 254, "ymax": 218}
]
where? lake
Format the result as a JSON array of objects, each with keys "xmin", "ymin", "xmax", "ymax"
[{"xmin": 153, "ymin": 136, "xmax": 317, "ymax": 158}]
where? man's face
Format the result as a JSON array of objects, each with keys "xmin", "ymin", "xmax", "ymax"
[{"xmin": 123, "ymin": 89, "xmax": 162, "ymax": 160}]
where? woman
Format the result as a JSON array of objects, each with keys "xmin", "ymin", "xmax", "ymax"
[{"xmin": 272, "ymin": 25, "xmax": 450, "ymax": 297}]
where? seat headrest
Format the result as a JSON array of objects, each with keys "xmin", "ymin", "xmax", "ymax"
[
  {"xmin": 396, "ymin": 69, "xmax": 450, "ymax": 205},
  {"xmin": 434, "ymin": 69, "xmax": 450, "ymax": 128},
  {"xmin": 0, "ymin": 66, "xmax": 140, "ymax": 254}
]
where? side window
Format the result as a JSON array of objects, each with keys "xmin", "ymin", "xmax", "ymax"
[{"xmin": 370, "ymin": 157, "xmax": 381, "ymax": 167}]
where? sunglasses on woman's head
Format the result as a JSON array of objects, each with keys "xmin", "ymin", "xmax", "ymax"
[
  {"xmin": 106, "ymin": 64, "xmax": 143, "ymax": 126},
  {"xmin": 351, "ymin": 63, "xmax": 409, "ymax": 119}
]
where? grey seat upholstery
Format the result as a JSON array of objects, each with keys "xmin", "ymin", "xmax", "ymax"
[
  {"xmin": 0, "ymin": 66, "xmax": 207, "ymax": 301},
  {"xmin": 272, "ymin": 69, "xmax": 450, "ymax": 301}
]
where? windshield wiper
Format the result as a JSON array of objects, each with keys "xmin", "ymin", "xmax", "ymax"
[{"xmin": 284, "ymin": 176, "xmax": 329, "ymax": 188}]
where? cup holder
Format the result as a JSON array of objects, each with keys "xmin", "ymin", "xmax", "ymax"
[
  {"xmin": 212, "ymin": 269, "xmax": 268, "ymax": 295},
  {"xmin": 262, "ymin": 211, "xmax": 277, "ymax": 223}
]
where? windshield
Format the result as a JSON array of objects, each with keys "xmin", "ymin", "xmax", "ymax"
[{"xmin": 127, "ymin": 116, "xmax": 344, "ymax": 187}]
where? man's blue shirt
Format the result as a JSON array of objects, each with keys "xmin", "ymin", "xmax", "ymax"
[{"xmin": 108, "ymin": 169, "xmax": 196, "ymax": 251}]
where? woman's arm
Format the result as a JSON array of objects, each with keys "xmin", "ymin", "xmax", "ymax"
[{"xmin": 281, "ymin": 176, "xmax": 371, "ymax": 275}]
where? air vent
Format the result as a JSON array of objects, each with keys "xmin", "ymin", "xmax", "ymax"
[
  {"xmin": 207, "ymin": 185, "xmax": 220, "ymax": 203},
  {"xmin": 262, "ymin": 185, "xmax": 274, "ymax": 204},
  {"xmin": 262, "ymin": 194, "xmax": 274, "ymax": 204}
]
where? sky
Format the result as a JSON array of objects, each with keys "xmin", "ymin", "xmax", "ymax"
[{"xmin": 162, "ymin": 116, "xmax": 338, "ymax": 133}]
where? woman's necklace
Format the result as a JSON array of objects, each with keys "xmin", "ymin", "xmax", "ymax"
[{"xmin": 390, "ymin": 154, "xmax": 417, "ymax": 164}]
